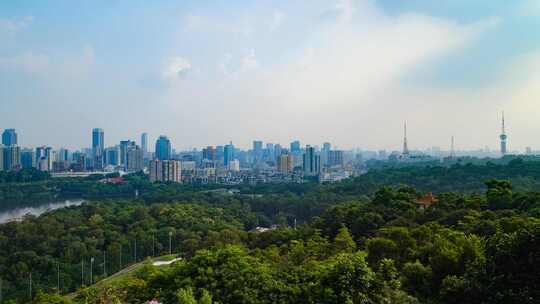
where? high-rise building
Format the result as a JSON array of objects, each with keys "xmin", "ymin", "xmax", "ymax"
[
  {"xmin": 119, "ymin": 140, "xmax": 135, "ymax": 166},
  {"xmin": 149, "ymin": 159, "xmax": 181, "ymax": 183},
  {"xmin": 0, "ymin": 146, "xmax": 4, "ymax": 171},
  {"xmin": 2, "ymin": 129, "xmax": 18, "ymax": 146},
  {"xmin": 303, "ymin": 145, "xmax": 320, "ymax": 177},
  {"xmin": 155, "ymin": 136, "xmax": 172, "ymax": 160},
  {"xmin": 35, "ymin": 146, "xmax": 53, "ymax": 171},
  {"xmin": 105, "ymin": 146, "xmax": 120, "ymax": 166},
  {"xmin": 328, "ymin": 150, "xmax": 344, "ymax": 167},
  {"xmin": 228, "ymin": 159, "xmax": 240, "ymax": 172},
  {"xmin": 321, "ymin": 142, "xmax": 331, "ymax": 166},
  {"xmin": 224, "ymin": 142, "xmax": 235, "ymax": 166},
  {"xmin": 277, "ymin": 154, "xmax": 294, "ymax": 173},
  {"xmin": 92, "ymin": 128, "xmax": 105, "ymax": 170},
  {"xmin": 500, "ymin": 112, "xmax": 507, "ymax": 156},
  {"xmin": 290, "ymin": 140, "xmax": 301, "ymax": 154},
  {"xmin": 126, "ymin": 145, "xmax": 144, "ymax": 172},
  {"xmin": 253, "ymin": 140, "xmax": 263, "ymax": 164},
  {"xmin": 21, "ymin": 149, "xmax": 35, "ymax": 169},
  {"xmin": 203, "ymin": 146, "xmax": 216, "ymax": 161},
  {"xmin": 3, "ymin": 145, "xmax": 21, "ymax": 170},
  {"xmin": 141, "ymin": 133, "xmax": 148, "ymax": 154}
]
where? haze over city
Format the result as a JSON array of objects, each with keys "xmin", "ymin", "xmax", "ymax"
[{"xmin": 2, "ymin": 0, "xmax": 540, "ymax": 151}]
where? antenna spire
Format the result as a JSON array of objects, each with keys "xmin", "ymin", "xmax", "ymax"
[
  {"xmin": 403, "ymin": 121, "xmax": 409, "ymax": 155},
  {"xmin": 502, "ymin": 111, "xmax": 506, "ymax": 135}
]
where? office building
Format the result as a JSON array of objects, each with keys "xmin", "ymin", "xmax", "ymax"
[
  {"xmin": 224, "ymin": 142, "xmax": 234, "ymax": 166},
  {"xmin": 35, "ymin": 146, "xmax": 53, "ymax": 171},
  {"xmin": 141, "ymin": 133, "xmax": 148, "ymax": 154},
  {"xmin": 321, "ymin": 142, "xmax": 331, "ymax": 166},
  {"xmin": 290, "ymin": 140, "xmax": 301, "ymax": 154},
  {"xmin": 328, "ymin": 150, "xmax": 344, "ymax": 167},
  {"xmin": 155, "ymin": 136, "xmax": 172, "ymax": 160},
  {"xmin": 0, "ymin": 146, "xmax": 4, "ymax": 171},
  {"xmin": 277, "ymin": 154, "xmax": 294, "ymax": 173},
  {"xmin": 2, "ymin": 129, "xmax": 18, "ymax": 146},
  {"xmin": 203, "ymin": 146, "xmax": 216, "ymax": 161},
  {"xmin": 21, "ymin": 149, "xmax": 35, "ymax": 169},
  {"xmin": 126, "ymin": 145, "xmax": 144, "ymax": 172},
  {"xmin": 303, "ymin": 145, "xmax": 320, "ymax": 177},
  {"xmin": 119, "ymin": 140, "xmax": 135, "ymax": 166},
  {"xmin": 228, "ymin": 159, "xmax": 240, "ymax": 172},
  {"xmin": 92, "ymin": 128, "xmax": 105, "ymax": 170},
  {"xmin": 253, "ymin": 140, "xmax": 263, "ymax": 163},
  {"xmin": 3, "ymin": 145, "xmax": 21, "ymax": 171},
  {"xmin": 105, "ymin": 146, "xmax": 120, "ymax": 166},
  {"xmin": 149, "ymin": 159, "xmax": 181, "ymax": 183}
]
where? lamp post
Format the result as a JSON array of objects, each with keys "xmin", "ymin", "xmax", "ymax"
[
  {"xmin": 169, "ymin": 231, "xmax": 173, "ymax": 255},
  {"xmin": 90, "ymin": 257, "xmax": 94, "ymax": 284}
]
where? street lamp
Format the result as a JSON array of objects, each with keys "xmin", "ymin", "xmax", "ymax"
[
  {"xmin": 169, "ymin": 231, "xmax": 173, "ymax": 255},
  {"xmin": 90, "ymin": 257, "xmax": 94, "ymax": 284}
]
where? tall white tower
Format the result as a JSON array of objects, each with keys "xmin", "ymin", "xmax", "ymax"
[
  {"xmin": 402, "ymin": 121, "xmax": 409, "ymax": 156},
  {"xmin": 500, "ymin": 112, "xmax": 507, "ymax": 156}
]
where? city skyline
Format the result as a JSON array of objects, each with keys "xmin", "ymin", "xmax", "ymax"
[{"xmin": 2, "ymin": 1, "xmax": 540, "ymax": 150}]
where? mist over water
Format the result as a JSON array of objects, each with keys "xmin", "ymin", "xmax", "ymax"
[{"xmin": 0, "ymin": 199, "xmax": 85, "ymax": 224}]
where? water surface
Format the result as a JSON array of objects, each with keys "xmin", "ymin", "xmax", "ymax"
[{"xmin": 0, "ymin": 199, "xmax": 85, "ymax": 224}]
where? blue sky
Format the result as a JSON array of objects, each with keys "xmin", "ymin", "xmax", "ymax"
[{"xmin": 1, "ymin": 0, "xmax": 540, "ymax": 151}]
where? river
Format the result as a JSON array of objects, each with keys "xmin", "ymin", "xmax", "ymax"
[{"xmin": 0, "ymin": 199, "xmax": 86, "ymax": 224}]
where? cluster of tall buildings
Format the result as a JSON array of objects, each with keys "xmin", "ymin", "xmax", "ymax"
[{"xmin": 0, "ymin": 113, "xmax": 516, "ymax": 184}]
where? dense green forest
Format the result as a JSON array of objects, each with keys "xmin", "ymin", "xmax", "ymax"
[
  {"xmin": 1, "ymin": 160, "xmax": 540, "ymax": 303},
  {"xmin": 4, "ymin": 158, "xmax": 540, "ymax": 210}
]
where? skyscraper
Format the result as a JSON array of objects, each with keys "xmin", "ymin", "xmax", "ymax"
[
  {"xmin": 35, "ymin": 146, "xmax": 52, "ymax": 171},
  {"xmin": 303, "ymin": 145, "xmax": 320, "ymax": 177},
  {"xmin": 150, "ymin": 159, "xmax": 181, "ymax": 183},
  {"xmin": 500, "ymin": 112, "xmax": 507, "ymax": 156},
  {"xmin": 2, "ymin": 129, "xmax": 18, "ymax": 146},
  {"xmin": 21, "ymin": 149, "xmax": 35, "ymax": 169},
  {"xmin": 290, "ymin": 140, "xmax": 301, "ymax": 154},
  {"xmin": 126, "ymin": 145, "xmax": 144, "ymax": 172},
  {"xmin": 141, "ymin": 133, "xmax": 148, "ymax": 154},
  {"xmin": 321, "ymin": 142, "xmax": 331, "ymax": 166},
  {"xmin": 3, "ymin": 145, "xmax": 21, "ymax": 170},
  {"xmin": 224, "ymin": 142, "xmax": 235, "ymax": 166},
  {"xmin": 0, "ymin": 146, "xmax": 4, "ymax": 171},
  {"xmin": 92, "ymin": 128, "xmax": 105, "ymax": 170},
  {"xmin": 119, "ymin": 140, "xmax": 135, "ymax": 166},
  {"xmin": 253, "ymin": 140, "xmax": 263, "ymax": 164},
  {"xmin": 278, "ymin": 154, "xmax": 294, "ymax": 173},
  {"xmin": 155, "ymin": 136, "xmax": 172, "ymax": 160}
]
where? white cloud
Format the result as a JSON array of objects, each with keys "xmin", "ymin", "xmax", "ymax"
[
  {"xmin": 0, "ymin": 52, "xmax": 50, "ymax": 73},
  {"xmin": 157, "ymin": 2, "xmax": 504, "ymax": 149},
  {"xmin": 163, "ymin": 57, "xmax": 192, "ymax": 80},
  {"xmin": 241, "ymin": 49, "xmax": 259, "ymax": 70},
  {"xmin": 0, "ymin": 16, "xmax": 33, "ymax": 36},
  {"xmin": 269, "ymin": 11, "xmax": 284, "ymax": 32}
]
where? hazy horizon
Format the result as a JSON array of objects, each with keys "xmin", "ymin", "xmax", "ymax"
[{"xmin": 2, "ymin": 1, "xmax": 540, "ymax": 151}]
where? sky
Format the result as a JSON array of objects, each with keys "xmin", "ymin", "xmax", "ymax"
[{"xmin": 1, "ymin": 0, "xmax": 540, "ymax": 152}]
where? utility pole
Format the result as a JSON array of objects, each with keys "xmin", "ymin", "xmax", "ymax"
[
  {"xmin": 28, "ymin": 273, "xmax": 32, "ymax": 301},
  {"xmin": 152, "ymin": 234, "xmax": 155, "ymax": 257},
  {"xmin": 103, "ymin": 251, "xmax": 106, "ymax": 277},
  {"xmin": 57, "ymin": 261, "xmax": 60, "ymax": 293},
  {"xmin": 90, "ymin": 257, "xmax": 94, "ymax": 285},
  {"xmin": 169, "ymin": 231, "xmax": 173, "ymax": 255},
  {"xmin": 119, "ymin": 245, "xmax": 123, "ymax": 269},
  {"xmin": 81, "ymin": 259, "xmax": 84, "ymax": 287},
  {"xmin": 134, "ymin": 238, "xmax": 137, "ymax": 263}
]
